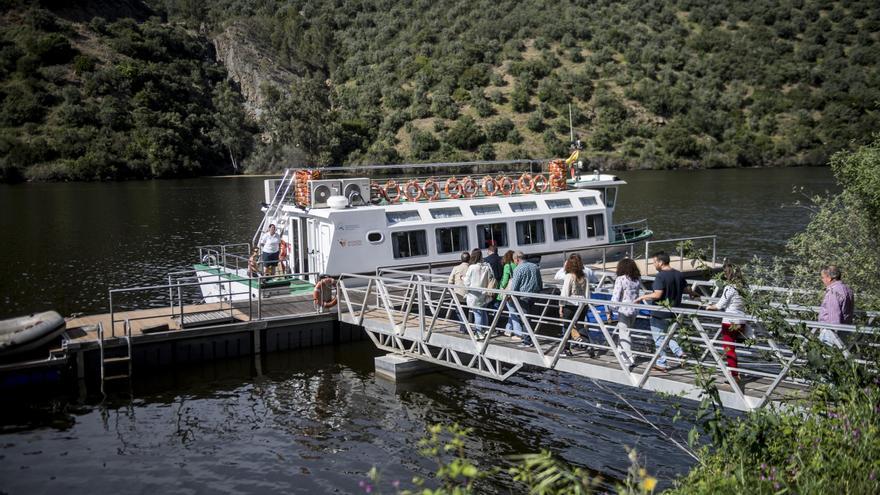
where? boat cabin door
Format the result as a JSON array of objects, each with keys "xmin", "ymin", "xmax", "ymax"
[
  {"xmin": 306, "ymin": 219, "xmax": 333, "ymax": 283},
  {"xmin": 288, "ymin": 217, "xmax": 305, "ymax": 274}
]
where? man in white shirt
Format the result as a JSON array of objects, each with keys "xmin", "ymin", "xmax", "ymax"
[{"xmin": 258, "ymin": 224, "xmax": 281, "ymax": 276}]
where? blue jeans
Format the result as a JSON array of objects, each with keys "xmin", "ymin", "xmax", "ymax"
[
  {"xmin": 510, "ymin": 299, "xmax": 535, "ymax": 344},
  {"xmin": 650, "ymin": 316, "xmax": 683, "ymax": 366},
  {"xmin": 472, "ymin": 307, "xmax": 488, "ymax": 333}
]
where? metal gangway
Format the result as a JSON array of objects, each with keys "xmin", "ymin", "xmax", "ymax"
[{"xmin": 336, "ymin": 271, "xmax": 877, "ymax": 412}]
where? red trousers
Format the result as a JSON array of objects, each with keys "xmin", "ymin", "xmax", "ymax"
[{"xmin": 720, "ymin": 323, "xmax": 740, "ymax": 378}]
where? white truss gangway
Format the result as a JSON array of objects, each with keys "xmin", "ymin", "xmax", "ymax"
[{"xmin": 336, "ymin": 271, "xmax": 877, "ymax": 412}]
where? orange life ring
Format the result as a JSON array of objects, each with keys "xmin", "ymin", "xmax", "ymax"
[
  {"xmin": 423, "ymin": 178, "xmax": 441, "ymax": 201},
  {"xmin": 313, "ymin": 278, "xmax": 337, "ymax": 309},
  {"xmin": 370, "ymin": 181, "xmax": 387, "ymax": 204},
  {"xmin": 461, "ymin": 177, "xmax": 478, "ymax": 198},
  {"xmin": 404, "ymin": 179, "xmax": 425, "ymax": 202},
  {"xmin": 518, "ymin": 173, "xmax": 534, "ymax": 193},
  {"xmin": 481, "ymin": 176, "xmax": 498, "ymax": 196},
  {"xmin": 533, "ymin": 174, "xmax": 548, "ymax": 193},
  {"xmin": 444, "ymin": 177, "xmax": 462, "ymax": 199},
  {"xmin": 279, "ymin": 239, "xmax": 288, "ymax": 259},
  {"xmin": 497, "ymin": 175, "xmax": 515, "ymax": 196},
  {"xmin": 385, "ymin": 179, "xmax": 401, "ymax": 203}
]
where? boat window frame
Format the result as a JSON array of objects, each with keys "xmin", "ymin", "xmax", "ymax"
[
  {"xmin": 585, "ymin": 213, "xmax": 606, "ymax": 238},
  {"xmin": 470, "ymin": 204, "xmax": 502, "ymax": 216},
  {"xmin": 429, "ymin": 207, "xmax": 463, "ymax": 219},
  {"xmin": 435, "ymin": 225, "xmax": 469, "ymax": 254},
  {"xmin": 385, "ymin": 210, "xmax": 422, "ymax": 225},
  {"xmin": 515, "ymin": 219, "xmax": 546, "ymax": 245},
  {"xmin": 476, "ymin": 222, "xmax": 509, "ymax": 249},
  {"xmin": 366, "ymin": 231, "xmax": 384, "ymax": 244},
  {"xmin": 391, "ymin": 229, "xmax": 429, "ymax": 259},
  {"xmin": 509, "ymin": 201, "xmax": 539, "ymax": 213},
  {"xmin": 604, "ymin": 187, "xmax": 617, "ymax": 208},
  {"xmin": 579, "ymin": 196, "xmax": 598, "ymax": 207},
  {"xmin": 545, "ymin": 198, "xmax": 572, "ymax": 210},
  {"xmin": 551, "ymin": 216, "xmax": 580, "ymax": 241}
]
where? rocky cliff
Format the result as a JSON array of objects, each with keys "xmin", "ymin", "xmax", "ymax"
[{"xmin": 212, "ymin": 22, "xmax": 300, "ymax": 119}]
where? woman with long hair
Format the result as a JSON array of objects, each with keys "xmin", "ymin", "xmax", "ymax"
[
  {"xmin": 706, "ymin": 262, "xmax": 749, "ymax": 381},
  {"xmin": 465, "ymin": 248, "xmax": 495, "ymax": 338},
  {"xmin": 558, "ymin": 253, "xmax": 591, "ymax": 357},
  {"xmin": 609, "ymin": 258, "xmax": 641, "ymax": 369}
]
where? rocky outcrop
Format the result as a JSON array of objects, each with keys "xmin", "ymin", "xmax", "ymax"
[{"xmin": 212, "ymin": 22, "xmax": 299, "ymax": 118}]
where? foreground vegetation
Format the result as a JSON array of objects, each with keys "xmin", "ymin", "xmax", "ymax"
[{"xmin": 2, "ymin": 0, "xmax": 879, "ymax": 180}]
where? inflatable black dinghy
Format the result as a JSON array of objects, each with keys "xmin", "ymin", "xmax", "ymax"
[{"xmin": 0, "ymin": 311, "xmax": 66, "ymax": 357}]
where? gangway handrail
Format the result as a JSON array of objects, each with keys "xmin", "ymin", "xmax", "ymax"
[
  {"xmin": 336, "ymin": 272, "xmax": 877, "ymax": 411},
  {"xmin": 644, "ymin": 235, "xmax": 718, "ymax": 268}
]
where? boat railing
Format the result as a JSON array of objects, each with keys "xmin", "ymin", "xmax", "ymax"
[
  {"xmin": 196, "ymin": 243, "xmax": 254, "ymax": 275},
  {"xmin": 106, "ymin": 270, "xmax": 322, "ymax": 338},
  {"xmin": 644, "ymin": 235, "xmax": 718, "ymax": 269},
  {"xmin": 336, "ymin": 271, "xmax": 879, "ymax": 410}
]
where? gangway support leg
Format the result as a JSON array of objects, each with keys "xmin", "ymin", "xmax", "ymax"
[{"xmin": 374, "ymin": 354, "xmax": 441, "ymax": 382}]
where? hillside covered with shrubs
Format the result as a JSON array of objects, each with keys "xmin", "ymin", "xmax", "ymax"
[{"xmin": 1, "ymin": 0, "xmax": 879, "ymax": 181}]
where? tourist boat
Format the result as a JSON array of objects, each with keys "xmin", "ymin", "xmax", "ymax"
[{"xmin": 195, "ymin": 158, "xmax": 653, "ymax": 302}]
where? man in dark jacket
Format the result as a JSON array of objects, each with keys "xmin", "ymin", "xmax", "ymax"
[{"xmin": 484, "ymin": 243, "xmax": 503, "ymax": 283}]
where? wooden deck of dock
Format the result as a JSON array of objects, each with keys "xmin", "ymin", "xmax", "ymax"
[{"xmin": 587, "ymin": 255, "xmax": 722, "ymax": 277}]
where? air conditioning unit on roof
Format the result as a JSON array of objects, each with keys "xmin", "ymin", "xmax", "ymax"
[
  {"xmin": 309, "ymin": 179, "xmax": 342, "ymax": 208},
  {"xmin": 341, "ymin": 178, "xmax": 371, "ymax": 206}
]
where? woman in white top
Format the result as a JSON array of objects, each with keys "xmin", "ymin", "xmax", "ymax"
[
  {"xmin": 558, "ymin": 254, "xmax": 591, "ymax": 356},
  {"xmin": 465, "ymin": 248, "xmax": 495, "ymax": 338},
  {"xmin": 609, "ymin": 258, "xmax": 641, "ymax": 368},
  {"xmin": 258, "ymin": 224, "xmax": 282, "ymax": 276},
  {"xmin": 706, "ymin": 263, "xmax": 750, "ymax": 379},
  {"xmin": 447, "ymin": 251, "xmax": 471, "ymax": 333}
]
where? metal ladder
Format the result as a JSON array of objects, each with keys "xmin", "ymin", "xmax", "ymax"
[
  {"xmin": 252, "ymin": 168, "xmax": 294, "ymax": 246},
  {"xmin": 98, "ymin": 320, "xmax": 132, "ymax": 390}
]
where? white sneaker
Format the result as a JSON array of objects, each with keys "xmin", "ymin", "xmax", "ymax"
[
  {"xmin": 504, "ymin": 330, "xmax": 512, "ymax": 337},
  {"xmin": 510, "ymin": 335, "xmax": 523, "ymax": 342}
]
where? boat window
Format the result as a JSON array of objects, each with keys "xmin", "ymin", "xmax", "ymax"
[
  {"xmin": 605, "ymin": 188, "xmax": 617, "ymax": 208},
  {"xmin": 391, "ymin": 230, "xmax": 428, "ymax": 258},
  {"xmin": 435, "ymin": 226, "xmax": 469, "ymax": 254},
  {"xmin": 367, "ymin": 232, "xmax": 383, "ymax": 243},
  {"xmin": 476, "ymin": 223, "xmax": 508, "ymax": 248},
  {"xmin": 586, "ymin": 214, "xmax": 605, "ymax": 238},
  {"xmin": 515, "ymin": 220, "xmax": 545, "ymax": 245},
  {"xmin": 471, "ymin": 204, "xmax": 501, "ymax": 216},
  {"xmin": 510, "ymin": 201, "xmax": 538, "ymax": 212},
  {"xmin": 579, "ymin": 196, "xmax": 598, "ymax": 207},
  {"xmin": 429, "ymin": 207, "xmax": 463, "ymax": 219},
  {"xmin": 545, "ymin": 199, "xmax": 572, "ymax": 209},
  {"xmin": 552, "ymin": 216, "xmax": 580, "ymax": 241},
  {"xmin": 386, "ymin": 210, "xmax": 422, "ymax": 225}
]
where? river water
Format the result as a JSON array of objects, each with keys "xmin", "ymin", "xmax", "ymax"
[{"xmin": 0, "ymin": 167, "xmax": 835, "ymax": 493}]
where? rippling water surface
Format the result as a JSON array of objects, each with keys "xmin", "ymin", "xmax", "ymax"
[{"xmin": 0, "ymin": 167, "xmax": 835, "ymax": 493}]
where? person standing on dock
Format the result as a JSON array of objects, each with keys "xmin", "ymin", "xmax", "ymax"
[
  {"xmin": 817, "ymin": 265, "xmax": 854, "ymax": 354},
  {"xmin": 447, "ymin": 251, "xmax": 471, "ymax": 334},
  {"xmin": 258, "ymin": 224, "xmax": 282, "ymax": 277},
  {"xmin": 634, "ymin": 251, "xmax": 701, "ymax": 371},
  {"xmin": 509, "ymin": 251, "xmax": 543, "ymax": 347}
]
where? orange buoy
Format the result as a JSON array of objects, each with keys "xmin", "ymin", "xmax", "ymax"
[
  {"xmin": 313, "ymin": 277, "xmax": 338, "ymax": 309},
  {"xmin": 445, "ymin": 177, "xmax": 463, "ymax": 199},
  {"xmin": 533, "ymin": 174, "xmax": 548, "ymax": 192},
  {"xmin": 423, "ymin": 178, "xmax": 441, "ymax": 201},
  {"xmin": 518, "ymin": 173, "xmax": 534, "ymax": 193},
  {"xmin": 481, "ymin": 175, "xmax": 498, "ymax": 196},
  {"xmin": 461, "ymin": 177, "xmax": 478, "ymax": 198},
  {"xmin": 404, "ymin": 179, "xmax": 425, "ymax": 202},
  {"xmin": 497, "ymin": 175, "xmax": 515, "ymax": 196},
  {"xmin": 385, "ymin": 179, "xmax": 401, "ymax": 203}
]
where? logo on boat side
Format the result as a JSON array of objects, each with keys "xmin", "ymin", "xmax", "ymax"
[
  {"xmin": 338, "ymin": 239, "xmax": 363, "ymax": 247},
  {"xmin": 337, "ymin": 224, "xmax": 359, "ymax": 231}
]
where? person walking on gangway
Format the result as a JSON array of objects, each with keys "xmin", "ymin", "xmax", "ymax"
[
  {"xmin": 817, "ymin": 264, "xmax": 854, "ymax": 356},
  {"xmin": 634, "ymin": 251, "xmax": 701, "ymax": 371},
  {"xmin": 509, "ymin": 251, "xmax": 543, "ymax": 347}
]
